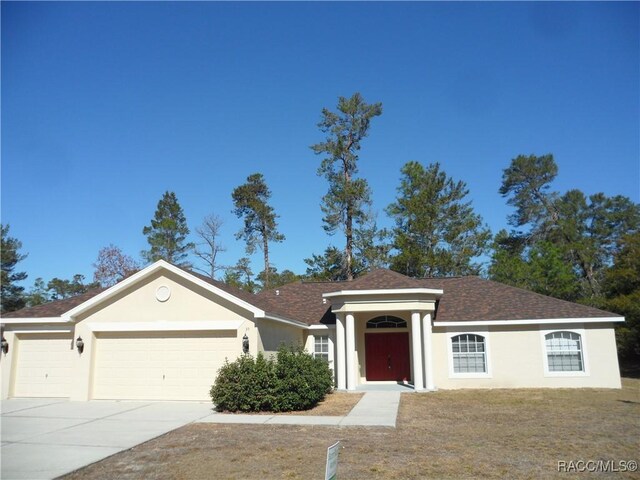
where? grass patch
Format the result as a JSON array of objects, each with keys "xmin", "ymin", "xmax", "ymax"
[{"xmin": 60, "ymin": 379, "xmax": 640, "ymax": 480}]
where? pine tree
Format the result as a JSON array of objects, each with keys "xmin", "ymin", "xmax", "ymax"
[
  {"xmin": 232, "ymin": 173, "xmax": 285, "ymax": 289},
  {"xmin": 1, "ymin": 224, "xmax": 27, "ymax": 313},
  {"xmin": 142, "ymin": 191, "xmax": 194, "ymax": 266},
  {"xmin": 311, "ymin": 92, "xmax": 382, "ymax": 280},
  {"xmin": 387, "ymin": 162, "xmax": 490, "ymax": 277}
]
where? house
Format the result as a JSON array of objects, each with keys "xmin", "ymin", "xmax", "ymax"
[{"xmin": 0, "ymin": 260, "xmax": 623, "ymax": 401}]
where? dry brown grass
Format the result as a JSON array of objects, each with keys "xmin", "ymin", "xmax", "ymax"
[{"xmin": 61, "ymin": 379, "xmax": 640, "ymax": 480}]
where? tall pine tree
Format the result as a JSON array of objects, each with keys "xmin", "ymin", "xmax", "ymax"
[
  {"xmin": 494, "ymin": 154, "xmax": 640, "ymax": 298},
  {"xmin": 1, "ymin": 224, "xmax": 27, "ymax": 313},
  {"xmin": 231, "ymin": 173, "xmax": 285, "ymax": 289},
  {"xmin": 142, "ymin": 191, "xmax": 194, "ymax": 266},
  {"xmin": 311, "ymin": 93, "xmax": 382, "ymax": 280},
  {"xmin": 387, "ymin": 162, "xmax": 491, "ymax": 277}
]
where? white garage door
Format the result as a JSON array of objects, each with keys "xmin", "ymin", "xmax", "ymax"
[
  {"xmin": 93, "ymin": 331, "xmax": 238, "ymax": 401},
  {"xmin": 13, "ymin": 333, "xmax": 73, "ymax": 398}
]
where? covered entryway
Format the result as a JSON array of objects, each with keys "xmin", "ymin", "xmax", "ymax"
[
  {"xmin": 12, "ymin": 333, "xmax": 74, "ymax": 397},
  {"xmin": 92, "ymin": 331, "xmax": 238, "ymax": 401},
  {"xmin": 365, "ymin": 332, "xmax": 410, "ymax": 381},
  {"xmin": 323, "ymin": 279, "xmax": 442, "ymax": 391}
]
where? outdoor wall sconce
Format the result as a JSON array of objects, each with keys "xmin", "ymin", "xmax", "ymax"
[
  {"xmin": 242, "ymin": 333, "xmax": 249, "ymax": 354},
  {"xmin": 76, "ymin": 336, "xmax": 84, "ymax": 354},
  {"xmin": 1, "ymin": 336, "xmax": 8, "ymax": 355}
]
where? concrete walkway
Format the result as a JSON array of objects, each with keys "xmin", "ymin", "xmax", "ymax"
[{"xmin": 198, "ymin": 391, "xmax": 401, "ymax": 427}]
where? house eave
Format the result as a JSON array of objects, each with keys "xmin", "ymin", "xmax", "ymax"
[
  {"xmin": 322, "ymin": 288, "xmax": 443, "ymax": 298},
  {"xmin": 1, "ymin": 317, "xmax": 68, "ymax": 325},
  {"xmin": 433, "ymin": 316, "xmax": 625, "ymax": 327}
]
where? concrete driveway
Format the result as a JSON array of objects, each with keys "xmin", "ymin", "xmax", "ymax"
[{"xmin": 1, "ymin": 398, "xmax": 215, "ymax": 480}]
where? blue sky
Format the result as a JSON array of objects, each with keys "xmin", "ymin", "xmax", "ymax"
[{"xmin": 2, "ymin": 2, "xmax": 639, "ymax": 287}]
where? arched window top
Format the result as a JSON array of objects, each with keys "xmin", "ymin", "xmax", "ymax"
[
  {"xmin": 451, "ymin": 334, "xmax": 486, "ymax": 353},
  {"xmin": 544, "ymin": 331, "xmax": 584, "ymax": 372},
  {"xmin": 545, "ymin": 331, "xmax": 581, "ymax": 351},
  {"xmin": 451, "ymin": 333, "xmax": 487, "ymax": 373},
  {"xmin": 366, "ymin": 316, "xmax": 407, "ymax": 329}
]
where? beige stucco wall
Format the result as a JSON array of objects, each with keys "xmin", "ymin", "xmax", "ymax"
[
  {"xmin": 257, "ymin": 318, "xmax": 304, "ymax": 357},
  {"xmin": 68, "ymin": 270, "xmax": 257, "ymax": 400},
  {"xmin": 432, "ymin": 323, "xmax": 621, "ymax": 389}
]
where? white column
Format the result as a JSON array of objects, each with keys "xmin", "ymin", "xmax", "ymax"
[
  {"xmin": 345, "ymin": 313, "xmax": 356, "ymax": 391},
  {"xmin": 411, "ymin": 311, "xmax": 424, "ymax": 391},
  {"xmin": 335, "ymin": 314, "xmax": 346, "ymax": 390},
  {"xmin": 422, "ymin": 312, "xmax": 435, "ymax": 390}
]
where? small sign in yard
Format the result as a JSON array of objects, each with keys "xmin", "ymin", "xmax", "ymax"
[{"xmin": 325, "ymin": 441, "xmax": 340, "ymax": 480}]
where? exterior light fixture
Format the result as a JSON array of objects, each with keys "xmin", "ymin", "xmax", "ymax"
[
  {"xmin": 242, "ymin": 333, "xmax": 249, "ymax": 354},
  {"xmin": 1, "ymin": 336, "xmax": 8, "ymax": 354},
  {"xmin": 76, "ymin": 336, "xmax": 84, "ymax": 354}
]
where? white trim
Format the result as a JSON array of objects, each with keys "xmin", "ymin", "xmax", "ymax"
[
  {"xmin": 1, "ymin": 317, "xmax": 69, "ymax": 325},
  {"xmin": 323, "ymin": 288, "xmax": 443, "ymax": 298},
  {"xmin": 65, "ymin": 260, "xmax": 266, "ymax": 320},
  {"xmin": 434, "ymin": 317, "xmax": 623, "ymax": 327},
  {"xmin": 259, "ymin": 313, "xmax": 308, "ymax": 329},
  {"xmin": 446, "ymin": 329, "xmax": 492, "ymax": 379},
  {"xmin": 86, "ymin": 320, "xmax": 243, "ymax": 332},
  {"xmin": 540, "ymin": 326, "xmax": 589, "ymax": 377},
  {"xmin": 9, "ymin": 328, "xmax": 73, "ymax": 334},
  {"xmin": 308, "ymin": 324, "xmax": 336, "ymax": 330}
]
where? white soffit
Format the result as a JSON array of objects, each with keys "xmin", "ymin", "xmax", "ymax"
[
  {"xmin": 322, "ymin": 288, "xmax": 443, "ymax": 298},
  {"xmin": 1, "ymin": 317, "xmax": 68, "ymax": 325},
  {"xmin": 433, "ymin": 317, "xmax": 624, "ymax": 327}
]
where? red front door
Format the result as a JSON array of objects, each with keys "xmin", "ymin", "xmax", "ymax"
[{"xmin": 365, "ymin": 332, "xmax": 411, "ymax": 381}]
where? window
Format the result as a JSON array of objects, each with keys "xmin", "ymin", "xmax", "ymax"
[
  {"xmin": 314, "ymin": 335, "xmax": 329, "ymax": 362},
  {"xmin": 545, "ymin": 331, "xmax": 584, "ymax": 372},
  {"xmin": 451, "ymin": 334, "xmax": 486, "ymax": 373},
  {"xmin": 366, "ymin": 316, "xmax": 407, "ymax": 329}
]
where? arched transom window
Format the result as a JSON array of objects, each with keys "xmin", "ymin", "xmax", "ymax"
[
  {"xmin": 366, "ymin": 316, "xmax": 407, "ymax": 329},
  {"xmin": 545, "ymin": 331, "xmax": 584, "ymax": 372},
  {"xmin": 451, "ymin": 334, "xmax": 487, "ymax": 373}
]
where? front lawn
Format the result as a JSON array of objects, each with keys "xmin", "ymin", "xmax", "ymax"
[{"xmin": 61, "ymin": 379, "xmax": 640, "ymax": 479}]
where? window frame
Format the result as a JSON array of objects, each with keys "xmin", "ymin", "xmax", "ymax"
[
  {"xmin": 540, "ymin": 327, "xmax": 589, "ymax": 377},
  {"xmin": 447, "ymin": 329, "xmax": 492, "ymax": 379},
  {"xmin": 313, "ymin": 334, "xmax": 330, "ymax": 363}
]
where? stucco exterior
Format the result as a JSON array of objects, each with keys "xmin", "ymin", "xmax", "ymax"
[
  {"xmin": 0, "ymin": 261, "xmax": 624, "ymax": 400},
  {"xmin": 431, "ymin": 323, "xmax": 621, "ymax": 389},
  {"xmin": 257, "ymin": 318, "xmax": 304, "ymax": 357}
]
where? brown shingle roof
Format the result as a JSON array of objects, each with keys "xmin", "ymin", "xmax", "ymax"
[
  {"xmin": 2, "ymin": 288, "xmax": 105, "ymax": 318},
  {"xmin": 417, "ymin": 276, "xmax": 620, "ymax": 322},
  {"xmin": 256, "ymin": 281, "xmax": 338, "ymax": 325},
  {"xmin": 256, "ymin": 270, "xmax": 621, "ymax": 324},
  {"xmin": 2, "ymin": 266, "xmax": 620, "ymax": 325}
]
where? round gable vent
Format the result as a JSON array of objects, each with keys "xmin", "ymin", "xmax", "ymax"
[{"xmin": 155, "ymin": 285, "xmax": 171, "ymax": 302}]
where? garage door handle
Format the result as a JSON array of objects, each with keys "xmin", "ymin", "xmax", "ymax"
[
  {"xmin": 163, "ymin": 374, "xmax": 165, "ymax": 380},
  {"xmin": 388, "ymin": 355, "xmax": 392, "ymax": 369}
]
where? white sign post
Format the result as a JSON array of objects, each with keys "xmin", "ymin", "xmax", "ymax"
[{"xmin": 325, "ymin": 441, "xmax": 341, "ymax": 480}]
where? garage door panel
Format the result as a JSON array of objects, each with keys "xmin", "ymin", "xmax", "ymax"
[
  {"xmin": 13, "ymin": 334, "xmax": 73, "ymax": 398},
  {"xmin": 93, "ymin": 332, "xmax": 238, "ymax": 401}
]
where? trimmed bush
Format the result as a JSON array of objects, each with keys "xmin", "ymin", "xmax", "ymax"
[{"xmin": 210, "ymin": 344, "xmax": 333, "ymax": 412}]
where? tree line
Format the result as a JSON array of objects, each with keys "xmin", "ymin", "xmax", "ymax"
[{"xmin": 2, "ymin": 93, "xmax": 638, "ymax": 369}]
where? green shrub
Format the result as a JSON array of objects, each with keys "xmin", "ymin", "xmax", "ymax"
[{"xmin": 210, "ymin": 344, "xmax": 333, "ymax": 412}]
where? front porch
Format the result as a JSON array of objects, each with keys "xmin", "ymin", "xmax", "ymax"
[{"xmin": 323, "ymin": 286, "xmax": 443, "ymax": 392}]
